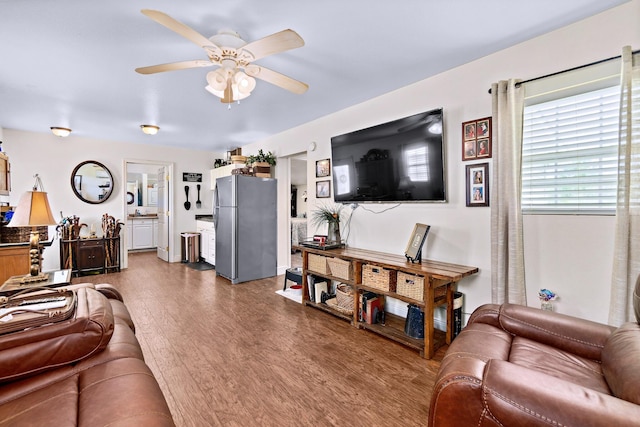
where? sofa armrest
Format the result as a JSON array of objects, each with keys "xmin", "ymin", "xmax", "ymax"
[
  {"xmin": 483, "ymin": 359, "xmax": 640, "ymax": 427},
  {"xmin": 494, "ymin": 304, "xmax": 614, "ymax": 360},
  {"xmin": 467, "ymin": 303, "xmax": 502, "ymax": 328},
  {"xmin": 94, "ymin": 284, "xmax": 124, "ymax": 302}
]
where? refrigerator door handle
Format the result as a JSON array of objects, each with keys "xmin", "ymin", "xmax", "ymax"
[{"xmin": 213, "ymin": 184, "xmax": 219, "ymax": 229}]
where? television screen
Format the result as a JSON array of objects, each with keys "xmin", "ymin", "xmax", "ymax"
[{"xmin": 330, "ymin": 108, "xmax": 446, "ymax": 203}]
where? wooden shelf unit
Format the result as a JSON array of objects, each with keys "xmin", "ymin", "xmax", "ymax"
[{"xmin": 299, "ymin": 246, "xmax": 478, "ymax": 359}]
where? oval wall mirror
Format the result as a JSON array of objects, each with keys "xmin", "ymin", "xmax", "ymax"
[{"xmin": 71, "ymin": 160, "xmax": 114, "ymax": 204}]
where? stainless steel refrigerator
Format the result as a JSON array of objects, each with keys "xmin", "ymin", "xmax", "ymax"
[{"xmin": 213, "ymin": 174, "xmax": 277, "ymax": 284}]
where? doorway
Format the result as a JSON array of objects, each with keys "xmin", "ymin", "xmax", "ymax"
[
  {"xmin": 288, "ymin": 153, "xmax": 307, "ymax": 268},
  {"xmin": 122, "ymin": 160, "xmax": 174, "ymax": 269}
]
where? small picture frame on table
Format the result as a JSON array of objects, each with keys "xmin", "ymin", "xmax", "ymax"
[
  {"xmin": 466, "ymin": 163, "xmax": 489, "ymax": 207},
  {"xmin": 316, "ymin": 180, "xmax": 331, "ymax": 198},
  {"xmin": 404, "ymin": 223, "xmax": 431, "ymax": 263},
  {"xmin": 316, "ymin": 159, "xmax": 331, "ymax": 177},
  {"xmin": 462, "ymin": 117, "xmax": 492, "ymax": 161}
]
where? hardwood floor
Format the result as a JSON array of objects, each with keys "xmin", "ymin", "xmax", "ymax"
[{"xmin": 73, "ymin": 252, "xmax": 445, "ymax": 427}]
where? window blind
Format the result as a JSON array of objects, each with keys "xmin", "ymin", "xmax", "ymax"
[{"xmin": 521, "ymin": 85, "xmax": 620, "ymax": 214}]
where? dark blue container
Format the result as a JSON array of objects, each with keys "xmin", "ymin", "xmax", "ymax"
[{"xmin": 404, "ymin": 304, "xmax": 424, "ymax": 339}]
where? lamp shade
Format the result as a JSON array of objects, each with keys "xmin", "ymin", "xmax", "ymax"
[{"xmin": 8, "ymin": 191, "xmax": 57, "ymax": 227}]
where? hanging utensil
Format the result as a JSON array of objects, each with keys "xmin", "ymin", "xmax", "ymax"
[
  {"xmin": 184, "ymin": 185, "xmax": 191, "ymax": 210},
  {"xmin": 196, "ymin": 184, "xmax": 202, "ymax": 208}
]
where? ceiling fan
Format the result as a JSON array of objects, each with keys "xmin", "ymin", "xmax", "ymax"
[{"xmin": 135, "ymin": 9, "xmax": 308, "ymax": 104}]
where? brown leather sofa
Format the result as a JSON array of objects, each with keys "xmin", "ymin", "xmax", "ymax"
[
  {"xmin": 429, "ymin": 278, "xmax": 640, "ymax": 427},
  {"xmin": 0, "ymin": 283, "xmax": 174, "ymax": 426}
]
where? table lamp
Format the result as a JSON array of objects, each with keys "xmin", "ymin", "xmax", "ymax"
[{"xmin": 8, "ymin": 174, "xmax": 57, "ymax": 282}]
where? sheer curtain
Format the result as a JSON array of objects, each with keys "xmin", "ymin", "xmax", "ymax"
[
  {"xmin": 609, "ymin": 46, "xmax": 640, "ymax": 326},
  {"xmin": 490, "ymin": 79, "xmax": 527, "ymax": 304}
]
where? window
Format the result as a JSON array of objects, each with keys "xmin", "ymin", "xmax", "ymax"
[
  {"xmin": 520, "ymin": 57, "xmax": 624, "ymax": 215},
  {"xmin": 522, "ymin": 86, "xmax": 620, "ymax": 214}
]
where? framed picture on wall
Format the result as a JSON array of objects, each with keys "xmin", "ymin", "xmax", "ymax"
[
  {"xmin": 462, "ymin": 117, "xmax": 492, "ymax": 160},
  {"xmin": 466, "ymin": 163, "xmax": 489, "ymax": 207},
  {"xmin": 316, "ymin": 180, "xmax": 331, "ymax": 198},
  {"xmin": 316, "ymin": 159, "xmax": 331, "ymax": 177}
]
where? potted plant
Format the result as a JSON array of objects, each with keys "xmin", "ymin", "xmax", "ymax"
[
  {"xmin": 246, "ymin": 149, "xmax": 276, "ymax": 167},
  {"xmin": 310, "ymin": 203, "xmax": 344, "ymax": 243},
  {"xmin": 247, "ymin": 149, "xmax": 276, "ymax": 178}
]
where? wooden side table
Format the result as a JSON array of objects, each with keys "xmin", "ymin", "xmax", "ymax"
[{"xmin": 0, "ymin": 269, "xmax": 72, "ymax": 295}]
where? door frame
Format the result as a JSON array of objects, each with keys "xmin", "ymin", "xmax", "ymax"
[
  {"xmin": 283, "ymin": 152, "xmax": 308, "ymax": 269},
  {"xmin": 122, "ymin": 159, "xmax": 175, "ymax": 268}
]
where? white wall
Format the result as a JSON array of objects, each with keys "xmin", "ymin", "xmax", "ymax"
[
  {"xmin": 2, "ymin": 129, "xmax": 219, "ymax": 268},
  {"xmin": 244, "ymin": 1, "xmax": 640, "ymax": 324}
]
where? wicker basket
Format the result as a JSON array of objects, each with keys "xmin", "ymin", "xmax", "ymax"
[
  {"xmin": 362, "ymin": 264, "xmax": 397, "ymax": 292},
  {"xmin": 230, "ymin": 155, "xmax": 247, "ymax": 164},
  {"xmin": 308, "ymin": 253, "xmax": 328, "ymax": 274},
  {"xmin": 335, "ymin": 283, "xmax": 354, "ymax": 313},
  {"xmin": 327, "ymin": 257, "xmax": 351, "ymax": 280},
  {"xmin": 0, "ymin": 225, "xmax": 49, "ymax": 243},
  {"xmin": 326, "ymin": 298, "xmax": 353, "ymax": 315},
  {"xmin": 396, "ymin": 271, "xmax": 425, "ymax": 301}
]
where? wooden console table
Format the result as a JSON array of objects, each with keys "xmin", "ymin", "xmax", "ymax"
[
  {"xmin": 59, "ymin": 237, "xmax": 121, "ymax": 277},
  {"xmin": 298, "ymin": 246, "xmax": 478, "ymax": 359}
]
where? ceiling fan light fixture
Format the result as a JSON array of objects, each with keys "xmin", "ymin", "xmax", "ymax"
[
  {"xmin": 140, "ymin": 124, "xmax": 160, "ymax": 135},
  {"xmin": 207, "ymin": 70, "xmax": 229, "ymax": 91},
  {"xmin": 50, "ymin": 127, "xmax": 72, "ymax": 137},
  {"xmin": 205, "ymin": 83, "xmax": 251, "ymax": 103},
  {"xmin": 234, "ymin": 72, "xmax": 256, "ymax": 95}
]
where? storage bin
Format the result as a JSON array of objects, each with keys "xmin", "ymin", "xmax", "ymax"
[
  {"xmin": 308, "ymin": 253, "xmax": 328, "ymax": 274},
  {"xmin": 180, "ymin": 232, "xmax": 200, "ymax": 263},
  {"xmin": 335, "ymin": 283, "xmax": 354, "ymax": 313},
  {"xmin": 327, "ymin": 257, "xmax": 351, "ymax": 280},
  {"xmin": 396, "ymin": 271, "xmax": 425, "ymax": 301},
  {"xmin": 362, "ymin": 264, "xmax": 396, "ymax": 292}
]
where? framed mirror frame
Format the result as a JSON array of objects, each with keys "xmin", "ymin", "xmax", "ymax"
[{"xmin": 71, "ymin": 160, "xmax": 114, "ymax": 204}]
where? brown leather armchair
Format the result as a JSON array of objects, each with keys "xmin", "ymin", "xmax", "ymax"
[{"xmin": 429, "ymin": 276, "xmax": 640, "ymax": 427}]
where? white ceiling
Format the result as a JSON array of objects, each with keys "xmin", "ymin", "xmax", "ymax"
[{"xmin": 0, "ymin": 1, "xmax": 629, "ymax": 152}]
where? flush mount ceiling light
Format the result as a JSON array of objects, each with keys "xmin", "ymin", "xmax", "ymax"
[
  {"xmin": 140, "ymin": 124, "xmax": 160, "ymax": 135},
  {"xmin": 50, "ymin": 127, "xmax": 72, "ymax": 137}
]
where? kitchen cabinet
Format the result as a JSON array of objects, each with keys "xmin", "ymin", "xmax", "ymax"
[
  {"xmin": 128, "ymin": 217, "xmax": 157, "ymax": 250},
  {"xmin": 196, "ymin": 220, "xmax": 215, "ymax": 265},
  {"xmin": 126, "ymin": 223, "xmax": 133, "ymax": 250},
  {"xmin": 0, "ymin": 153, "xmax": 10, "ymax": 196},
  {"xmin": 210, "ymin": 164, "xmax": 245, "ymax": 188}
]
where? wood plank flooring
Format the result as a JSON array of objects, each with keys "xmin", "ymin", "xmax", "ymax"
[{"xmin": 73, "ymin": 252, "xmax": 445, "ymax": 427}]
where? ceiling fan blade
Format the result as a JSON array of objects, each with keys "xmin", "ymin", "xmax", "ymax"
[
  {"xmin": 135, "ymin": 60, "xmax": 214, "ymax": 75},
  {"xmin": 141, "ymin": 9, "xmax": 221, "ymax": 54},
  {"xmin": 239, "ymin": 29, "xmax": 304, "ymax": 62},
  {"xmin": 245, "ymin": 65, "xmax": 308, "ymax": 94}
]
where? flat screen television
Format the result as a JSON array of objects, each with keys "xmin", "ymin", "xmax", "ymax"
[{"xmin": 330, "ymin": 108, "xmax": 446, "ymax": 203}]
